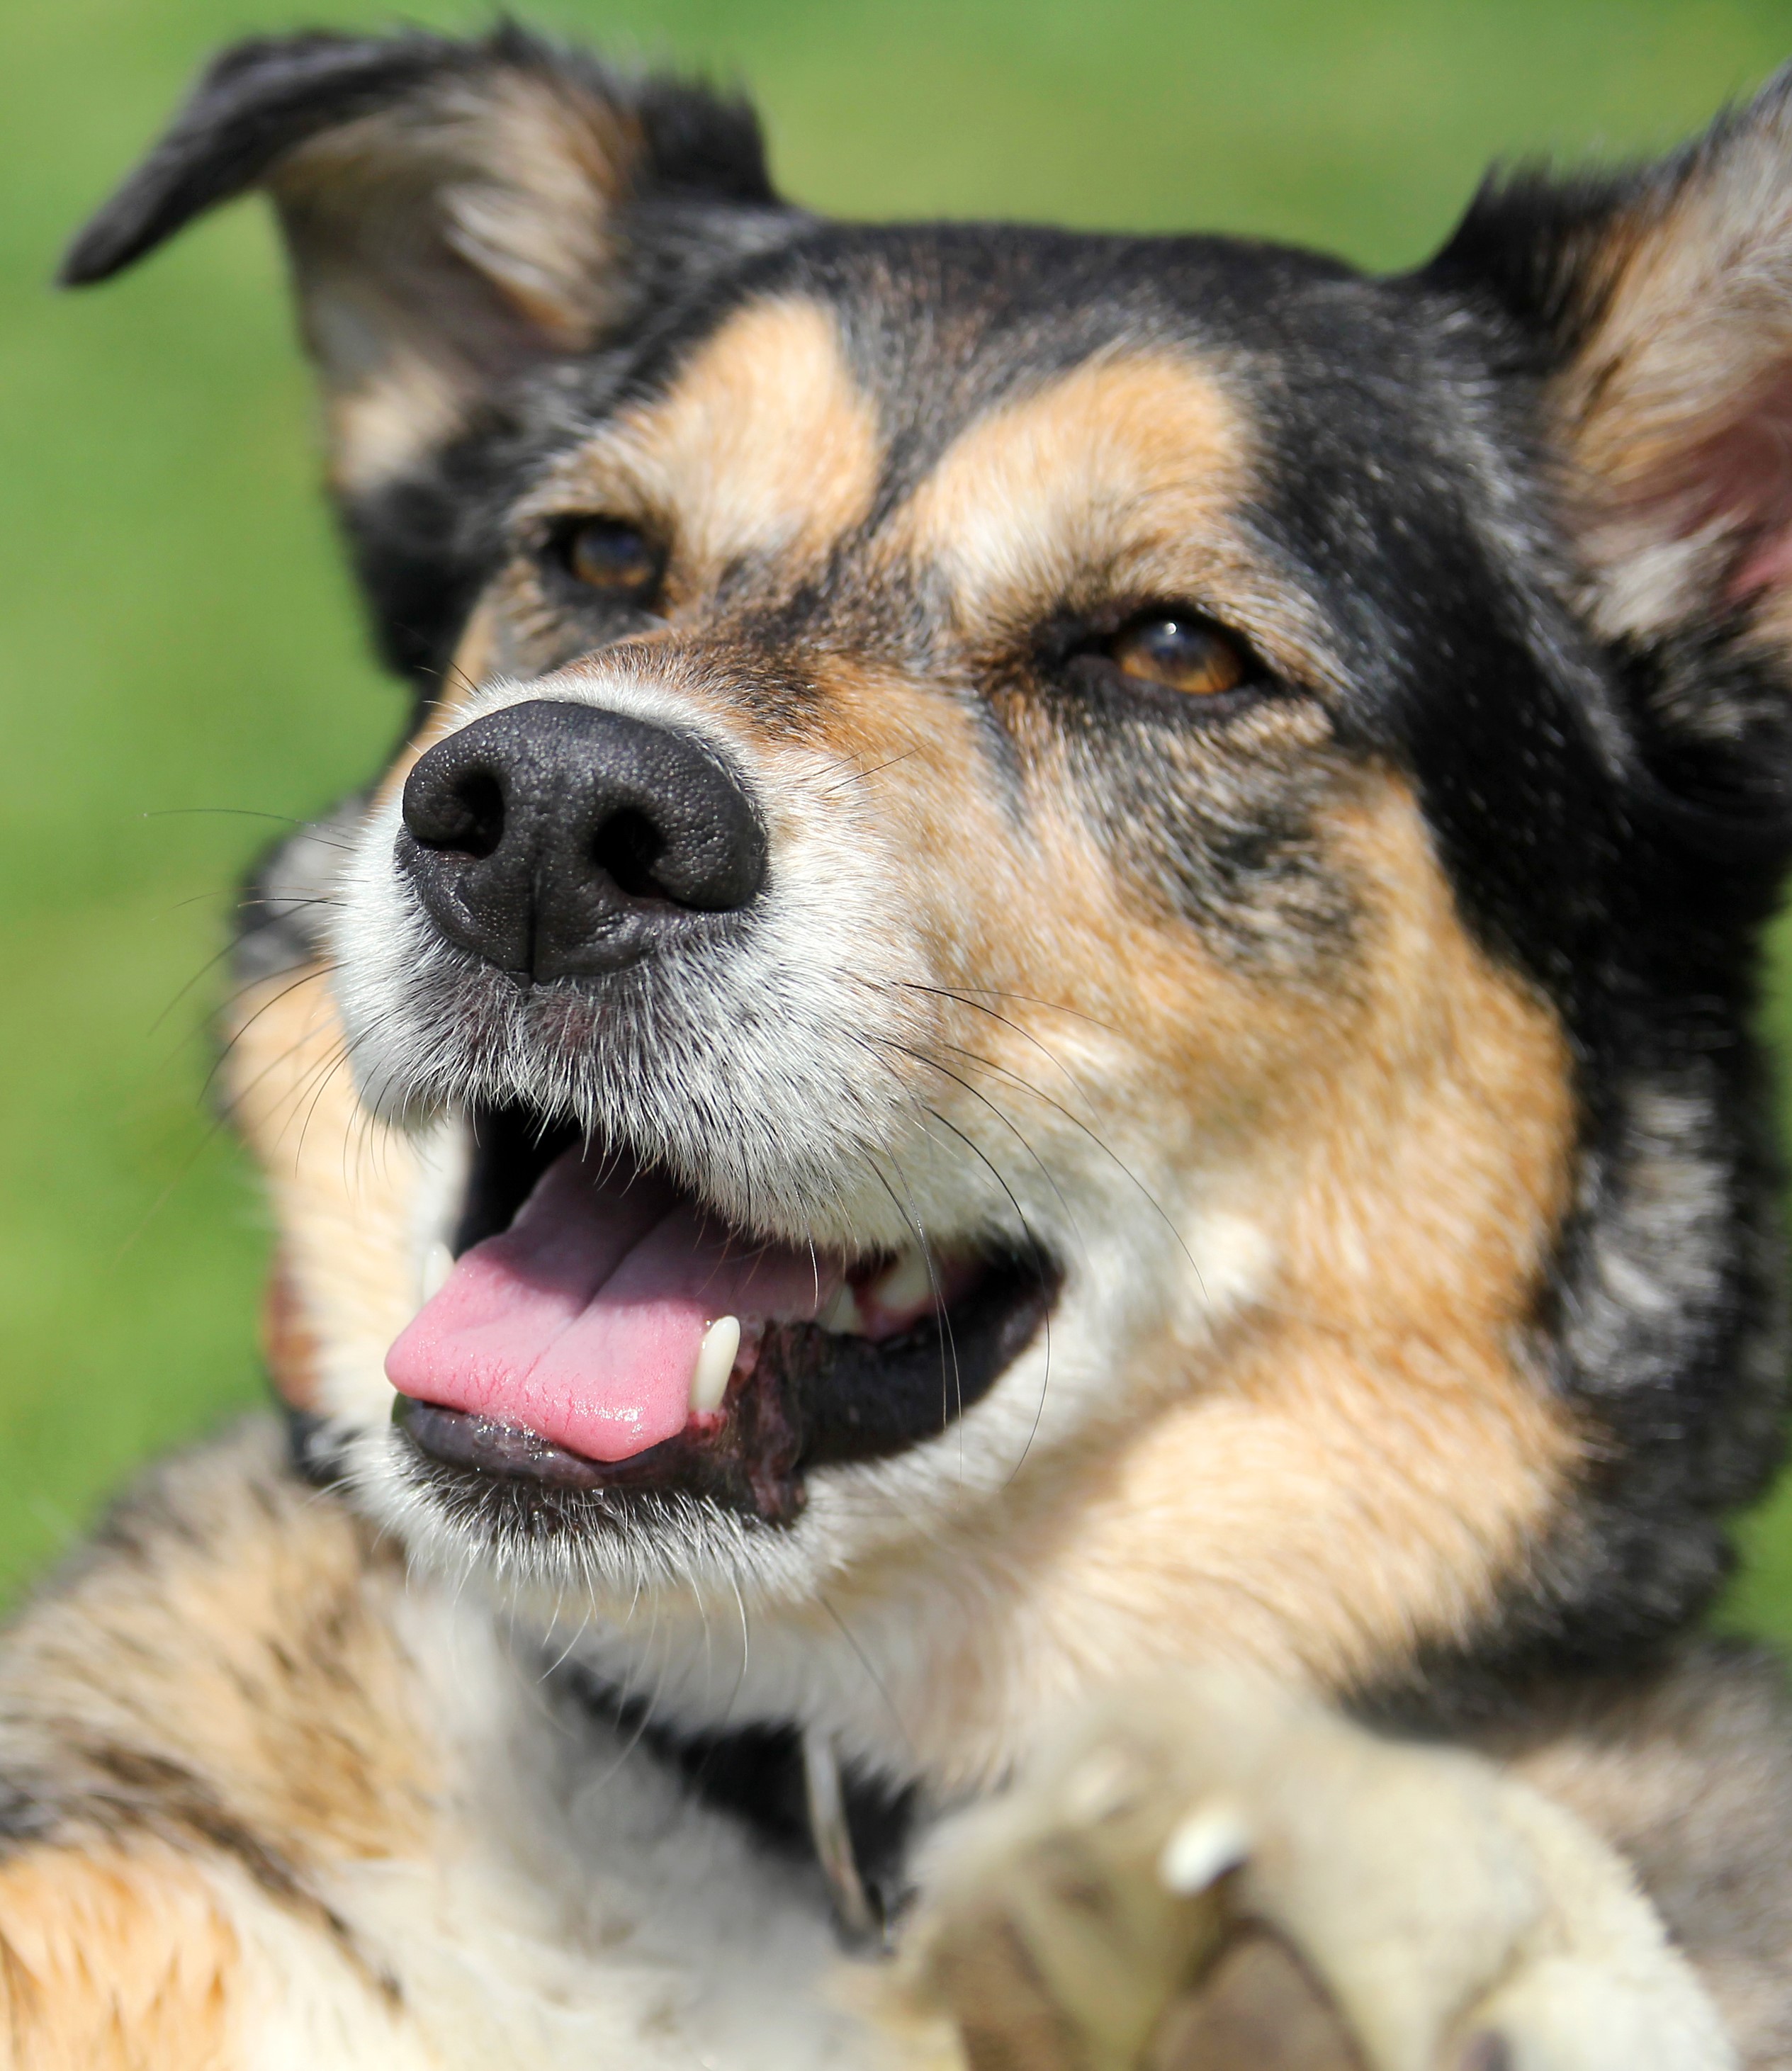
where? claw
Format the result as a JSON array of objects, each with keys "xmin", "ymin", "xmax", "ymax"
[{"xmin": 1159, "ymin": 1803, "xmax": 1251, "ymax": 1897}]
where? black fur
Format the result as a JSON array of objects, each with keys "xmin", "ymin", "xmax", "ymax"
[{"xmin": 563, "ymin": 1663, "xmax": 916, "ymax": 1941}]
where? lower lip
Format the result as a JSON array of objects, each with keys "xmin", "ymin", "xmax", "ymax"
[{"xmin": 394, "ymin": 1253, "xmax": 1058, "ymax": 1526}]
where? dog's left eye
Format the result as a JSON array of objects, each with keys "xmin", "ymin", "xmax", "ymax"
[
  {"xmin": 558, "ymin": 518, "xmax": 664, "ymax": 597},
  {"xmin": 1104, "ymin": 613, "xmax": 1250, "ymax": 698}
]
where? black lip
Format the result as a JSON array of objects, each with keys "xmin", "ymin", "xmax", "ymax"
[
  {"xmin": 397, "ymin": 1256, "xmax": 1056, "ymax": 1528},
  {"xmin": 395, "ymin": 1105, "xmax": 1057, "ymax": 1530}
]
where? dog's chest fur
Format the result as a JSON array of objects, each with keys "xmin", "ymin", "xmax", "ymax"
[{"xmin": 327, "ymin": 1618, "xmax": 872, "ymax": 2071}]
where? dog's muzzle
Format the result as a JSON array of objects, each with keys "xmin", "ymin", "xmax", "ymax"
[{"xmin": 376, "ymin": 695, "xmax": 1058, "ymax": 1527}]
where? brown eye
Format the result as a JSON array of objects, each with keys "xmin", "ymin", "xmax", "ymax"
[
  {"xmin": 1107, "ymin": 614, "xmax": 1249, "ymax": 697},
  {"xmin": 561, "ymin": 518, "xmax": 662, "ymax": 597}
]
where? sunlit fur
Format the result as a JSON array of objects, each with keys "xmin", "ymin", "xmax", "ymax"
[{"xmin": 13, "ymin": 27, "xmax": 1792, "ymax": 2070}]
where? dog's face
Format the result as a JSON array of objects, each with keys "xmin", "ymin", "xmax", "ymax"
[
  {"xmin": 70, "ymin": 34, "xmax": 1792, "ymax": 1768},
  {"xmin": 330, "ymin": 254, "xmax": 1579, "ymax": 1596}
]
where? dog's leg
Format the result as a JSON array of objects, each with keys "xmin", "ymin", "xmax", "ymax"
[
  {"xmin": 0, "ymin": 1422, "xmax": 453, "ymax": 2070},
  {"xmin": 0, "ymin": 1844, "xmax": 243, "ymax": 2070},
  {"xmin": 900, "ymin": 1672, "xmax": 1735, "ymax": 2071},
  {"xmin": 0, "ymin": 1839, "xmax": 441, "ymax": 2071}
]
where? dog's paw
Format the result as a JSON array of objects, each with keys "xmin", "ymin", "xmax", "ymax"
[{"xmin": 900, "ymin": 1674, "xmax": 1735, "ymax": 2071}]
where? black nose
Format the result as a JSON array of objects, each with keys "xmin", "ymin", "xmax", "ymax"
[{"xmin": 398, "ymin": 699, "xmax": 767, "ymax": 981}]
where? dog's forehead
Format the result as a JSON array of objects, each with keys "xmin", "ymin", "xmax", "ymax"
[
  {"xmin": 754, "ymin": 220, "xmax": 1366, "ymax": 452},
  {"xmin": 531, "ymin": 224, "xmax": 1389, "ymax": 604},
  {"xmin": 513, "ymin": 218, "xmax": 1477, "ymax": 681},
  {"xmin": 558, "ymin": 303, "xmax": 1241, "ymax": 541}
]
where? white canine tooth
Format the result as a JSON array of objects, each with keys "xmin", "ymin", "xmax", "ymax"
[
  {"xmin": 869, "ymin": 1246, "xmax": 932, "ymax": 1315},
  {"xmin": 816, "ymin": 1283, "xmax": 863, "ymax": 1334},
  {"xmin": 689, "ymin": 1315, "xmax": 742, "ymax": 1414},
  {"xmin": 420, "ymin": 1241, "xmax": 454, "ymax": 1304}
]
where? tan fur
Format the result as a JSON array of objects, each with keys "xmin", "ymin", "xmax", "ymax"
[
  {"xmin": 222, "ymin": 965, "xmax": 430, "ymax": 1428},
  {"xmin": 1560, "ymin": 177, "xmax": 1780, "ymax": 507},
  {"xmin": 777, "ymin": 777, "xmax": 1579, "ymax": 1780},
  {"xmin": 1546, "ymin": 110, "xmax": 1792, "ymax": 636},
  {"xmin": 274, "ymin": 63, "xmax": 647, "ymax": 493},
  {"xmin": 0, "ymin": 1845, "xmax": 242, "ymax": 2071},
  {"xmin": 529, "ymin": 298, "xmax": 884, "ymax": 601},
  {"xmin": 894, "ymin": 350, "xmax": 1338, "ymax": 687},
  {"xmin": 0, "ymin": 1429, "xmax": 457, "ymax": 2067},
  {"xmin": 444, "ymin": 596, "xmax": 500, "ymax": 710},
  {"xmin": 0, "ymin": 1432, "xmax": 433, "ymax": 1873},
  {"xmin": 431, "ymin": 69, "xmax": 643, "ymax": 341},
  {"xmin": 322, "ymin": 345, "xmax": 473, "ymax": 502},
  {"xmin": 260, "ymin": 1246, "xmax": 324, "ymax": 1413},
  {"xmin": 353, "ymin": 301, "xmax": 879, "ymax": 811}
]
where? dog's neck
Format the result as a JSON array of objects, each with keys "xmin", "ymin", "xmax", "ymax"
[
  {"xmin": 564, "ymin": 1661, "xmax": 918, "ymax": 1949},
  {"xmin": 287, "ymin": 1403, "xmax": 918, "ymax": 1942}
]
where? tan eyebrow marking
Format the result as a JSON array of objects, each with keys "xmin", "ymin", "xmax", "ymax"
[
  {"xmin": 894, "ymin": 349, "xmax": 1255, "ymax": 622},
  {"xmin": 545, "ymin": 296, "xmax": 884, "ymax": 581}
]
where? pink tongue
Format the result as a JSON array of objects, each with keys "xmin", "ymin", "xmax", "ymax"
[{"xmin": 385, "ymin": 1146, "xmax": 841, "ymax": 1462}]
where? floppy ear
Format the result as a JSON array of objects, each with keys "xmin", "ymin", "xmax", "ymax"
[{"xmin": 62, "ymin": 28, "xmax": 787, "ymax": 680}]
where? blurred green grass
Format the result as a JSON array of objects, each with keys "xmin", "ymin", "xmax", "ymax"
[{"xmin": 7, "ymin": 0, "xmax": 1792, "ymax": 1630}]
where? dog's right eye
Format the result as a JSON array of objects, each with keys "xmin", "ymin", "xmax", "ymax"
[
  {"xmin": 1105, "ymin": 614, "xmax": 1249, "ymax": 699},
  {"xmin": 557, "ymin": 519, "xmax": 664, "ymax": 599}
]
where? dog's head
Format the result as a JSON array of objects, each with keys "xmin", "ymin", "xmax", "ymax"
[{"xmin": 68, "ymin": 33, "xmax": 1792, "ymax": 1771}]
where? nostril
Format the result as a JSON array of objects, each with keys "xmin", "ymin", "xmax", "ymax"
[
  {"xmin": 590, "ymin": 807, "xmax": 668, "ymax": 903},
  {"xmin": 408, "ymin": 766, "xmax": 506, "ymax": 860}
]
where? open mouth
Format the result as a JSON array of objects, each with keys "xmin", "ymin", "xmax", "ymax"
[{"xmin": 387, "ymin": 1105, "xmax": 1056, "ymax": 1526}]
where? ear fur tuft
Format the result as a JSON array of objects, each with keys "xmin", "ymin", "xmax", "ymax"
[
  {"xmin": 62, "ymin": 33, "xmax": 453, "ymax": 288},
  {"xmin": 62, "ymin": 28, "xmax": 780, "ymax": 489},
  {"xmin": 62, "ymin": 26, "xmax": 787, "ymax": 682},
  {"xmin": 1428, "ymin": 64, "xmax": 1792, "ymax": 648},
  {"xmin": 61, "ymin": 26, "xmax": 774, "ymax": 291}
]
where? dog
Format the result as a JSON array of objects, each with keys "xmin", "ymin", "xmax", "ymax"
[{"xmin": 5, "ymin": 24, "xmax": 1792, "ymax": 2065}]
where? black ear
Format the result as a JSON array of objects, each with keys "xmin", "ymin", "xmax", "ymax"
[
  {"xmin": 1424, "ymin": 65, "xmax": 1792, "ymax": 833},
  {"xmin": 63, "ymin": 28, "xmax": 788, "ymax": 682},
  {"xmin": 1429, "ymin": 67, "xmax": 1792, "ymax": 648}
]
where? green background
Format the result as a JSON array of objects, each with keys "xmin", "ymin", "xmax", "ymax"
[{"xmin": 7, "ymin": 0, "xmax": 1792, "ymax": 1630}]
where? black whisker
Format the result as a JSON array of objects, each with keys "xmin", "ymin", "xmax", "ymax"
[
  {"xmin": 139, "ymin": 806, "xmax": 357, "ymax": 850},
  {"xmin": 894, "ymin": 978, "xmax": 1096, "ymax": 1108},
  {"xmin": 816, "ymin": 748, "xmax": 921, "ymax": 796}
]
